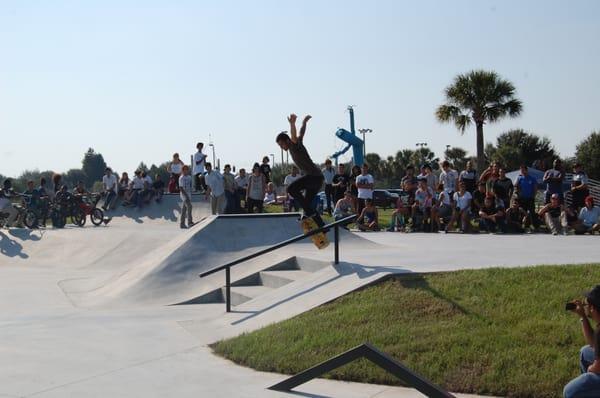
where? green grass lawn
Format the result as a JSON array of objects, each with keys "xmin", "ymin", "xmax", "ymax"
[{"xmin": 213, "ymin": 265, "xmax": 600, "ymax": 398}]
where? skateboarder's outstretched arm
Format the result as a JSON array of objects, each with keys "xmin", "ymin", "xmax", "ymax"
[
  {"xmin": 288, "ymin": 114, "xmax": 298, "ymax": 144},
  {"xmin": 298, "ymin": 115, "xmax": 311, "ymax": 141}
]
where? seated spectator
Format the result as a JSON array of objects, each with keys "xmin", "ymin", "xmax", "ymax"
[
  {"xmin": 505, "ymin": 199, "xmax": 527, "ymax": 234},
  {"xmin": 575, "ymin": 196, "xmax": 600, "ymax": 235},
  {"xmin": 0, "ymin": 179, "xmax": 18, "ymax": 227},
  {"xmin": 478, "ymin": 194, "xmax": 506, "ymax": 233},
  {"xmin": 411, "ymin": 178, "xmax": 434, "ymax": 232},
  {"xmin": 563, "ymin": 286, "xmax": 600, "ymax": 398},
  {"xmin": 538, "ymin": 193, "xmax": 567, "ymax": 235},
  {"xmin": 432, "ymin": 183, "xmax": 452, "ymax": 232},
  {"xmin": 388, "ymin": 193, "xmax": 409, "ymax": 232},
  {"xmin": 152, "ymin": 174, "xmax": 165, "ymax": 203},
  {"xmin": 129, "ymin": 170, "xmax": 145, "ymax": 208},
  {"xmin": 263, "ymin": 182, "xmax": 280, "ymax": 205},
  {"xmin": 141, "ymin": 171, "xmax": 153, "ymax": 203},
  {"xmin": 118, "ymin": 172, "xmax": 130, "ymax": 197},
  {"xmin": 357, "ymin": 198, "xmax": 379, "ymax": 231},
  {"xmin": 447, "ymin": 182, "xmax": 472, "ymax": 233},
  {"xmin": 472, "ymin": 182, "xmax": 487, "ymax": 214},
  {"xmin": 333, "ymin": 191, "xmax": 355, "ymax": 221}
]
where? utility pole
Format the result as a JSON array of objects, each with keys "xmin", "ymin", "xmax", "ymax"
[
  {"xmin": 269, "ymin": 153, "xmax": 275, "ymax": 167},
  {"xmin": 208, "ymin": 133, "xmax": 216, "ymax": 166},
  {"xmin": 358, "ymin": 128, "xmax": 372, "ymax": 158},
  {"xmin": 415, "ymin": 142, "xmax": 428, "ymax": 149}
]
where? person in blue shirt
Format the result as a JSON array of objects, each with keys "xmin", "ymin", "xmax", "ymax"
[
  {"xmin": 515, "ymin": 165, "xmax": 540, "ymax": 231},
  {"xmin": 543, "ymin": 159, "xmax": 565, "ymax": 204}
]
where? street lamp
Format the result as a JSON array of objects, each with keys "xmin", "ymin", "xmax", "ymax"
[
  {"xmin": 269, "ymin": 153, "xmax": 275, "ymax": 167},
  {"xmin": 415, "ymin": 142, "xmax": 428, "ymax": 149},
  {"xmin": 279, "ymin": 131, "xmax": 287, "ymax": 166},
  {"xmin": 358, "ymin": 128, "xmax": 372, "ymax": 158}
]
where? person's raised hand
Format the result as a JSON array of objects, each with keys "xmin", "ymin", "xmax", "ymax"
[
  {"xmin": 288, "ymin": 114, "xmax": 297, "ymax": 124},
  {"xmin": 302, "ymin": 115, "xmax": 312, "ymax": 124},
  {"xmin": 572, "ymin": 299, "xmax": 587, "ymax": 317}
]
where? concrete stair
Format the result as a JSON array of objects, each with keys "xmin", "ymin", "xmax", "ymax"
[{"xmin": 183, "ymin": 257, "xmax": 329, "ymax": 306}]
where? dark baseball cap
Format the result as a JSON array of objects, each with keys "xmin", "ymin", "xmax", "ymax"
[{"xmin": 586, "ymin": 285, "xmax": 600, "ymax": 308}]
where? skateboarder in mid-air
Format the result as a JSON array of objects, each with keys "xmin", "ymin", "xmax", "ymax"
[{"xmin": 277, "ymin": 114, "xmax": 325, "ymax": 227}]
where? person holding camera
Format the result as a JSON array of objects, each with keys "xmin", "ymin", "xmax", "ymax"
[{"xmin": 564, "ymin": 285, "xmax": 600, "ymax": 398}]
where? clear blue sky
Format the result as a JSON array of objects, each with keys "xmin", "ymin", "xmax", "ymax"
[{"xmin": 1, "ymin": 0, "xmax": 599, "ymax": 177}]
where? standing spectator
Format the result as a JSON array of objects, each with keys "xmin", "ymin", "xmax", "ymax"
[
  {"xmin": 439, "ymin": 160, "xmax": 458, "ymax": 195},
  {"xmin": 222, "ymin": 164, "xmax": 237, "ymax": 213},
  {"xmin": 356, "ymin": 163, "xmax": 375, "ymax": 215},
  {"xmin": 333, "ymin": 191, "xmax": 355, "ymax": 221},
  {"xmin": 575, "ymin": 196, "xmax": 600, "ymax": 234},
  {"xmin": 539, "ymin": 193, "xmax": 567, "ymax": 235},
  {"xmin": 357, "ymin": 198, "xmax": 379, "ymax": 231},
  {"xmin": 178, "ymin": 165, "xmax": 193, "ymax": 228},
  {"xmin": 543, "ymin": 159, "xmax": 564, "ymax": 204},
  {"xmin": 235, "ymin": 168, "xmax": 249, "ymax": 211},
  {"xmin": 479, "ymin": 162, "xmax": 500, "ymax": 195},
  {"xmin": 563, "ymin": 286, "xmax": 600, "ymax": 398},
  {"xmin": 284, "ymin": 165, "xmax": 301, "ymax": 211},
  {"xmin": 204, "ymin": 162, "xmax": 226, "ymax": 215},
  {"xmin": 152, "ymin": 174, "xmax": 165, "ymax": 203},
  {"xmin": 459, "ymin": 161, "xmax": 477, "ymax": 193},
  {"xmin": 51, "ymin": 173, "xmax": 62, "ymax": 199},
  {"xmin": 260, "ymin": 156, "xmax": 272, "ymax": 183},
  {"xmin": 246, "ymin": 164, "xmax": 266, "ymax": 213},
  {"xmin": 193, "ymin": 142, "xmax": 207, "ymax": 192},
  {"xmin": 412, "ymin": 178, "xmax": 434, "ymax": 232},
  {"xmin": 478, "ymin": 194, "xmax": 506, "ymax": 233},
  {"xmin": 332, "ymin": 163, "xmax": 350, "ymax": 204},
  {"xmin": 0, "ymin": 179, "xmax": 18, "ymax": 227},
  {"xmin": 447, "ymin": 182, "xmax": 472, "ymax": 233},
  {"xmin": 515, "ymin": 164, "xmax": 540, "ymax": 231},
  {"xmin": 322, "ymin": 159, "xmax": 335, "ymax": 215},
  {"xmin": 168, "ymin": 153, "xmax": 184, "ymax": 193},
  {"xmin": 101, "ymin": 168, "xmax": 118, "ymax": 210},
  {"xmin": 505, "ymin": 198, "xmax": 527, "ymax": 234},
  {"xmin": 493, "ymin": 167, "xmax": 514, "ymax": 207},
  {"xmin": 401, "ymin": 165, "xmax": 418, "ymax": 201},
  {"xmin": 571, "ymin": 163, "xmax": 590, "ymax": 211},
  {"xmin": 418, "ymin": 164, "xmax": 438, "ymax": 192},
  {"xmin": 37, "ymin": 177, "xmax": 50, "ymax": 227},
  {"xmin": 349, "ymin": 165, "xmax": 361, "ymax": 210}
]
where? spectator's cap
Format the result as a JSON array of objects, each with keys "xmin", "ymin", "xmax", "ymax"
[
  {"xmin": 586, "ymin": 285, "xmax": 600, "ymax": 308},
  {"xmin": 585, "ymin": 196, "xmax": 594, "ymax": 206}
]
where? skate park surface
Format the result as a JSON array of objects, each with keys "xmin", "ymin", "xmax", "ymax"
[{"xmin": 2, "ymin": 194, "xmax": 600, "ymax": 397}]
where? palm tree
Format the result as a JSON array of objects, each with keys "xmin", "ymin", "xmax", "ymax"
[{"xmin": 436, "ymin": 70, "xmax": 523, "ymax": 172}]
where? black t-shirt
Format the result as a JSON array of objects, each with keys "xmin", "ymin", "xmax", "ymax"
[
  {"xmin": 506, "ymin": 207, "xmax": 526, "ymax": 223},
  {"xmin": 493, "ymin": 178, "xmax": 513, "ymax": 201},
  {"xmin": 472, "ymin": 190, "xmax": 486, "ymax": 208},
  {"xmin": 481, "ymin": 204, "xmax": 499, "ymax": 216},
  {"xmin": 153, "ymin": 180, "xmax": 165, "ymax": 191},
  {"xmin": 333, "ymin": 174, "xmax": 350, "ymax": 191},
  {"xmin": 260, "ymin": 164, "xmax": 272, "ymax": 182},
  {"xmin": 288, "ymin": 140, "xmax": 322, "ymax": 177},
  {"xmin": 547, "ymin": 204, "xmax": 562, "ymax": 218}
]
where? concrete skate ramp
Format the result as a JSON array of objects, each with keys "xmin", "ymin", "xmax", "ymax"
[
  {"xmin": 106, "ymin": 193, "xmax": 210, "ymax": 226},
  {"xmin": 76, "ymin": 213, "xmax": 369, "ymax": 307}
]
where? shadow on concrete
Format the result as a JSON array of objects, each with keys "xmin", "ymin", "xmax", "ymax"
[
  {"xmin": 231, "ymin": 262, "xmax": 399, "ymax": 326},
  {"xmin": 0, "ymin": 230, "xmax": 30, "ymax": 259},
  {"xmin": 282, "ymin": 390, "xmax": 329, "ymax": 398}
]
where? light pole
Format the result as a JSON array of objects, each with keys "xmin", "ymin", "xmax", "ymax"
[
  {"xmin": 209, "ymin": 143, "xmax": 216, "ymax": 166},
  {"xmin": 358, "ymin": 128, "xmax": 372, "ymax": 158},
  {"xmin": 279, "ymin": 131, "xmax": 287, "ymax": 166},
  {"xmin": 269, "ymin": 153, "xmax": 275, "ymax": 167},
  {"xmin": 415, "ymin": 142, "xmax": 428, "ymax": 149}
]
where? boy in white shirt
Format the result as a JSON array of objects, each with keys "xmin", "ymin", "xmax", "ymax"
[
  {"xmin": 193, "ymin": 142, "xmax": 207, "ymax": 192},
  {"xmin": 356, "ymin": 163, "xmax": 374, "ymax": 215},
  {"xmin": 101, "ymin": 167, "xmax": 118, "ymax": 210}
]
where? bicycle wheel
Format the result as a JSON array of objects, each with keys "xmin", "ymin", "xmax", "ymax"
[
  {"xmin": 23, "ymin": 210, "xmax": 38, "ymax": 229},
  {"xmin": 72, "ymin": 208, "xmax": 86, "ymax": 227},
  {"xmin": 90, "ymin": 208, "xmax": 104, "ymax": 226}
]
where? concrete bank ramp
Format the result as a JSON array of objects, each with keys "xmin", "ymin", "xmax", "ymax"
[{"xmin": 69, "ymin": 213, "xmax": 370, "ymax": 307}]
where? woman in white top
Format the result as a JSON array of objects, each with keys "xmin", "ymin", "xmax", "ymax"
[
  {"xmin": 446, "ymin": 181, "xmax": 472, "ymax": 233},
  {"xmin": 168, "ymin": 153, "xmax": 185, "ymax": 191}
]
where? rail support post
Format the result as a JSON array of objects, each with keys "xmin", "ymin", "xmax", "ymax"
[
  {"xmin": 225, "ymin": 266, "xmax": 231, "ymax": 313},
  {"xmin": 334, "ymin": 224, "xmax": 340, "ymax": 264}
]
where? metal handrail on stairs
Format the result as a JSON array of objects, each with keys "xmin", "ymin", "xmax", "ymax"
[{"xmin": 199, "ymin": 215, "xmax": 357, "ymax": 312}]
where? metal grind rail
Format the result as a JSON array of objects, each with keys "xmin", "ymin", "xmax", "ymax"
[{"xmin": 199, "ymin": 214, "xmax": 357, "ymax": 312}]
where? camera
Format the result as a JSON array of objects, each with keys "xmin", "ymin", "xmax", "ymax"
[{"xmin": 565, "ymin": 302, "xmax": 577, "ymax": 311}]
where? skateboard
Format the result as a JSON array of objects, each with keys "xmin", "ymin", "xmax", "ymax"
[{"xmin": 300, "ymin": 216, "xmax": 330, "ymax": 250}]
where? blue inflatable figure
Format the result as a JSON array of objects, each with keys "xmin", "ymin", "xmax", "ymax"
[{"xmin": 331, "ymin": 106, "xmax": 364, "ymax": 167}]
